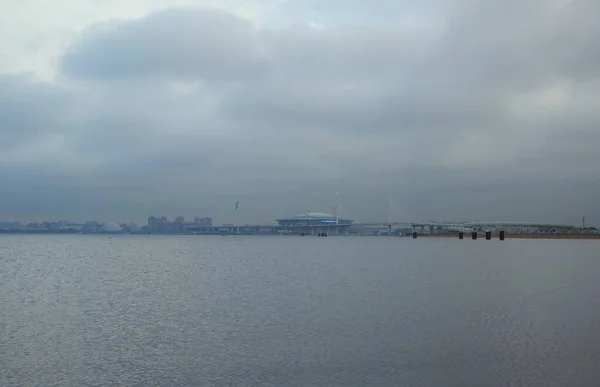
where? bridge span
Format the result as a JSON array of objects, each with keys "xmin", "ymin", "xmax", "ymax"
[
  {"xmin": 183, "ymin": 221, "xmax": 597, "ymax": 235},
  {"xmin": 402, "ymin": 221, "xmax": 597, "ymax": 235}
]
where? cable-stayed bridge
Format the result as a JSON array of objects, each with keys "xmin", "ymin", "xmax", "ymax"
[
  {"xmin": 337, "ymin": 194, "xmax": 597, "ymax": 234},
  {"xmin": 353, "ymin": 221, "xmax": 597, "ymax": 235}
]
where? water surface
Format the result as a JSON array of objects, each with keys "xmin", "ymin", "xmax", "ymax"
[{"xmin": 2, "ymin": 235, "xmax": 600, "ymax": 386}]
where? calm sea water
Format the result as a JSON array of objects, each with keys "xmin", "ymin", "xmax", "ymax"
[{"xmin": 1, "ymin": 235, "xmax": 600, "ymax": 386}]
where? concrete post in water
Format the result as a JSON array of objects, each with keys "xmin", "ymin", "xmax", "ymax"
[
  {"xmin": 459, "ymin": 232, "xmax": 464, "ymax": 240},
  {"xmin": 472, "ymin": 232, "xmax": 477, "ymax": 240},
  {"xmin": 485, "ymin": 231, "xmax": 492, "ymax": 240},
  {"xmin": 499, "ymin": 230, "xmax": 505, "ymax": 241}
]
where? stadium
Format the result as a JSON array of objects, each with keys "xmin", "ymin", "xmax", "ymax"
[{"xmin": 275, "ymin": 212, "xmax": 353, "ymax": 234}]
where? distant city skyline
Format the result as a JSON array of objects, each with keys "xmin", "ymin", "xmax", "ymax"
[
  {"xmin": 1, "ymin": 214, "xmax": 596, "ymax": 237},
  {"xmin": 0, "ymin": 210, "xmax": 596, "ymax": 229}
]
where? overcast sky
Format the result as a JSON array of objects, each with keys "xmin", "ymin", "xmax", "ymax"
[{"xmin": 1, "ymin": 0, "xmax": 598, "ymax": 225}]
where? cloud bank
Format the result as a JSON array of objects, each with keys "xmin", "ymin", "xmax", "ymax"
[{"xmin": 1, "ymin": 0, "xmax": 599, "ymax": 224}]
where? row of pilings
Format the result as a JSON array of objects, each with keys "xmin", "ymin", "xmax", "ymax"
[
  {"xmin": 300, "ymin": 231, "xmax": 328, "ymax": 237},
  {"xmin": 412, "ymin": 230, "xmax": 505, "ymax": 240}
]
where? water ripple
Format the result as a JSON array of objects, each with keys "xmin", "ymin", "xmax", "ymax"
[{"xmin": 1, "ymin": 235, "xmax": 600, "ymax": 386}]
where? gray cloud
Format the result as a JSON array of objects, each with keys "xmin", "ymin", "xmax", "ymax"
[
  {"xmin": 0, "ymin": 75, "xmax": 71, "ymax": 150},
  {"xmin": 61, "ymin": 8, "xmax": 269, "ymax": 81},
  {"xmin": 2, "ymin": 1, "xmax": 600, "ymax": 225}
]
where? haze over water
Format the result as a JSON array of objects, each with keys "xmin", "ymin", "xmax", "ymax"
[{"xmin": 2, "ymin": 235, "xmax": 600, "ymax": 386}]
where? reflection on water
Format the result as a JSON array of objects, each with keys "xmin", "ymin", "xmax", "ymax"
[{"xmin": 2, "ymin": 235, "xmax": 600, "ymax": 386}]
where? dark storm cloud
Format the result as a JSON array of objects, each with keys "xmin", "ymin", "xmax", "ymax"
[{"xmin": 2, "ymin": 1, "xmax": 600, "ymax": 224}]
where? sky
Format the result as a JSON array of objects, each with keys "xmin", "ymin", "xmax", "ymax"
[{"xmin": 1, "ymin": 0, "xmax": 599, "ymax": 226}]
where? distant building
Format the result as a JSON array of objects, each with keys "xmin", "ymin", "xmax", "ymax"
[
  {"xmin": 82, "ymin": 221, "xmax": 101, "ymax": 233},
  {"xmin": 276, "ymin": 212, "xmax": 353, "ymax": 227},
  {"xmin": 147, "ymin": 216, "xmax": 172, "ymax": 232},
  {"xmin": 126, "ymin": 223, "xmax": 141, "ymax": 233},
  {"xmin": 97, "ymin": 222, "xmax": 124, "ymax": 233},
  {"xmin": 0, "ymin": 222, "xmax": 22, "ymax": 230},
  {"xmin": 41, "ymin": 222, "xmax": 61, "ymax": 231},
  {"xmin": 147, "ymin": 216, "xmax": 157, "ymax": 230},
  {"xmin": 59, "ymin": 223, "xmax": 83, "ymax": 232},
  {"xmin": 147, "ymin": 215, "xmax": 212, "ymax": 232},
  {"xmin": 173, "ymin": 216, "xmax": 185, "ymax": 232},
  {"xmin": 275, "ymin": 212, "xmax": 353, "ymax": 234},
  {"xmin": 193, "ymin": 217, "xmax": 212, "ymax": 227}
]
